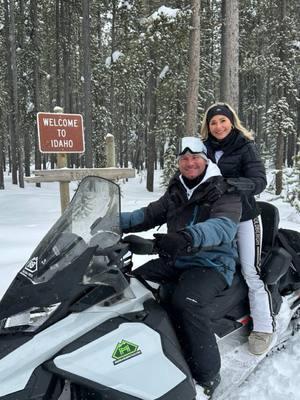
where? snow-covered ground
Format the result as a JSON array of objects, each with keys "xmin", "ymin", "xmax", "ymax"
[{"xmin": 1, "ymin": 171, "xmax": 300, "ymax": 400}]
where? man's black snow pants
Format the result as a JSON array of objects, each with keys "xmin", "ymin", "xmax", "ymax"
[{"xmin": 134, "ymin": 258, "xmax": 228, "ymax": 384}]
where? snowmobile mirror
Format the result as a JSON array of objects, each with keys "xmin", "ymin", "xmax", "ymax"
[
  {"xmin": 261, "ymin": 247, "xmax": 292, "ymax": 285},
  {"xmin": 90, "ymin": 214, "xmax": 117, "ymax": 235},
  {"xmin": 89, "ymin": 231, "xmax": 120, "ymax": 249}
]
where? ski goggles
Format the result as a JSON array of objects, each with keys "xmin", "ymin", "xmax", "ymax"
[{"xmin": 178, "ymin": 137, "xmax": 208, "ymax": 161}]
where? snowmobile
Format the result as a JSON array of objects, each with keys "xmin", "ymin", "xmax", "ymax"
[{"xmin": 0, "ymin": 176, "xmax": 299, "ymax": 400}]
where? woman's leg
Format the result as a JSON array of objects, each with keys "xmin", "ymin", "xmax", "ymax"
[{"xmin": 238, "ymin": 217, "xmax": 275, "ymax": 333}]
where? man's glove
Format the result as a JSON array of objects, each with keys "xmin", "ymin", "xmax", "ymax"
[
  {"xmin": 205, "ymin": 179, "xmax": 231, "ymax": 202},
  {"xmin": 153, "ymin": 231, "xmax": 193, "ymax": 257},
  {"xmin": 122, "ymin": 235, "xmax": 156, "ymax": 255}
]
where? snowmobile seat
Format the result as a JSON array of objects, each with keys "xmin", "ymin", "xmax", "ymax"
[
  {"xmin": 257, "ymin": 201, "xmax": 292, "ymax": 302},
  {"xmin": 257, "ymin": 201, "xmax": 279, "ymax": 251}
]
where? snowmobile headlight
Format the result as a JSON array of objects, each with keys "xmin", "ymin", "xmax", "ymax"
[{"xmin": 0, "ymin": 303, "xmax": 61, "ymax": 333}]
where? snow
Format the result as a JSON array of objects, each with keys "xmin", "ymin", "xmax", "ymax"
[
  {"xmin": 105, "ymin": 50, "xmax": 124, "ymax": 66},
  {"xmin": 118, "ymin": 0, "xmax": 133, "ymax": 10},
  {"xmin": 1, "ymin": 171, "xmax": 300, "ymax": 400},
  {"xmin": 292, "ymin": 40, "xmax": 300, "ymax": 50},
  {"xmin": 53, "ymin": 106, "xmax": 64, "ymax": 113},
  {"xmin": 159, "ymin": 65, "xmax": 169, "ymax": 80},
  {"xmin": 148, "ymin": 6, "xmax": 180, "ymax": 22},
  {"xmin": 230, "ymin": 334, "xmax": 300, "ymax": 400},
  {"xmin": 26, "ymin": 101, "xmax": 34, "ymax": 113}
]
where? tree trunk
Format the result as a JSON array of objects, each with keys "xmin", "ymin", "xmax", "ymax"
[
  {"xmin": 82, "ymin": 0, "xmax": 93, "ymax": 167},
  {"xmin": 143, "ymin": 0, "xmax": 157, "ymax": 191},
  {"xmin": 0, "ymin": 132, "xmax": 4, "ymax": 189},
  {"xmin": 4, "ymin": 0, "xmax": 15, "ymax": 183},
  {"xmin": 275, "ymin": 133, "xmax": 284, "ymax": 195},
  {"xmin": 256, "ymin": 74, "xmax": 264, "ymax": 149},
  {"xmin": 185, "ymin": 0, "xmax": 201, "ymax": 136},
  {"xmin": 297, "ymin": 85, "xmax": 300, "ymax": 156},
  {"xmin": 19, "ymin": 0, "xmax": 30, "ymax": 178},
  {"xmin": 55, "ymin": 0, "xmax": 61, "ymax": 107},
  {"xmin": 8, "ymin": 0, "xmax": 24, "ymax": 187},
  {"xmin": 219, "ymin": 0, "xmax": 226, "ymax": 102},
  {"xmin": 146, "ymin": 70, "xmax": 156, "ymax": 192},
  {"xmin": 124, "ymin": 88, "xmax": 129, "ymax": 168},
  {"xmin": 286, "ymin": 125, "xmax": 295, "ymax": 168},
  {"xmin": 110, "ymin": 1, "xmax": 117, "ymax": 153},
  {"xmin": 275, "ymin": 0, "xmax": 287, "ymax": 195},
  {"xmin": 62, "ymin": 0, "xmax": 71, "ymax": 113},
  {"xmin": 220, "ymin": 0, "xmax": 239, "ymax": 110},
  {"xmin": 31, "ymin": 0, "xmax": 41, "ymax": 186}
]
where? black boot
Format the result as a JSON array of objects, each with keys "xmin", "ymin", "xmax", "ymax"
[{"xmin": 197, "ymin": 373, "xmax": 221, "ymax": 399}]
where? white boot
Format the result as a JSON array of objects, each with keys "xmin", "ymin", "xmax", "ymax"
[{"xmin": 248, "ymin": 331, "xmax": 273, "ymax": 355}]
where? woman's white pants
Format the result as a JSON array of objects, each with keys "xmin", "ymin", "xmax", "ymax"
[{"xmin": 237, "ymin": 217, "xmax": 275, "ymax": 333}]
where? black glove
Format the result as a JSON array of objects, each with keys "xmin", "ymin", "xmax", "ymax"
[
  {"xmin": 205, "ymin": 179, "xmax": 231, "ymax": 202},
  {"xmin": 122, "ymin": 235, "xmax": 156, "ymax": 255},
  {"xmin": 153, "ymin": 231, "xmax": 193, "ymax": 257}
]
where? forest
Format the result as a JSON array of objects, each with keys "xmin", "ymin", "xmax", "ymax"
[{"xmin": 0, "ymin": 0, "xmax": 299, "ymax": 208}]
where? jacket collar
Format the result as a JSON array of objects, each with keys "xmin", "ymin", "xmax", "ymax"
[{"xmin": 168, "ymin": 160, "xmax": 221, "ymax": 201}]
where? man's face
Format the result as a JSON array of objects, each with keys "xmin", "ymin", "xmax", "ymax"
[{"xmin": 178, "ymin": 153, "xmax": 207, "ymax": 179}]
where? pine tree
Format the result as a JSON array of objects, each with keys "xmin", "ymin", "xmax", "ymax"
[{"xmin": 161, "ymin": 140, "xmax": 178, "ymax": 187}]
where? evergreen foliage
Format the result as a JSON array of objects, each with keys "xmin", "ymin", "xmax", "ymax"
[
  {"xmin": 0, "ymin": 0, "xmax": 299, "ymax": 208},
  {"xmin": 161, "ymin": 140, "xmax": 178, "ymax": 187}
]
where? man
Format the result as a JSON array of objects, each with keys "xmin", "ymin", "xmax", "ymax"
[{"xmin": 121, "ymin": 137, "xmax": 241, "ymax": 398}]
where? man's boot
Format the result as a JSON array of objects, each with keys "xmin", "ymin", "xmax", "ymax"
[{"xmin": 196, "ymin": 373, "xmax": 221, "ymax": 399}]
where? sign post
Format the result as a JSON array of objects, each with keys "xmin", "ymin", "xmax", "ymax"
[
  {"xmin": 33, "ymin": 112, "xmax": 136, "ymax": 214},
  {"xmin": 37, "ymin": 109, "xmax": 85, "ymax": 212},
  {"xmin": 56, "ymin": 152, "xmax": 69, "ymax": 213}
]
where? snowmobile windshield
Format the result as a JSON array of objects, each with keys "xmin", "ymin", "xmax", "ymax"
[
  {"xmin": 20, "ymin": 176, "xmax": 122, "ymax": 284},
  {"xmin": 0, "ymin": 177, "xmax": 134, "ymax": 331}
]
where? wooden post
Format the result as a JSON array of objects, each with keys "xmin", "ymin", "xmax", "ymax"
[
  {"xmin": 106, "ymin": 134, "xmax": 116, "ymax": 167},
  {"xmin": 57, "ymin": 153, "xmax": 70, "ymax": 212},
  {"xmin": 54, "ymin": 106, "xmax": 70, "ymax": 213}
]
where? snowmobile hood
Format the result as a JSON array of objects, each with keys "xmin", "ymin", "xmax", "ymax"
[{"xmin": 0, "ymin": 177, "xmax": 133, "ymax": 333}]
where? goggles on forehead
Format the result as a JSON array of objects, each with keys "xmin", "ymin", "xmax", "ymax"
[{"xmin": 178, "ymin": 137, "xmax": 207, "ymax": 156}]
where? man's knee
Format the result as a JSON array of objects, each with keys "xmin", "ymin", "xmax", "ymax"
[
  {"xmin": 170, "ymin": 289, "xmax": 187, "ymax": 312},
  {"xmin": 171, "ymin": 288, "xmax": 209, "ymax": 316},
  {"xmin": 133, "ymin": 258, "xmax": 162, "ymax": 279}
]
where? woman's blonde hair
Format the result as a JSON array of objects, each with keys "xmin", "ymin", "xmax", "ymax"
[{"xmin": 200, "ymin": 102, "xmax": 254, "ymax": 141}]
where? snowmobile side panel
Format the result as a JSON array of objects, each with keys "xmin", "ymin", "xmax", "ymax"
[
  {"xmin": 46, "ymin": 299, "xmax": 195, "ymax": 399},
  {"xmin": 0, "ymin": 335, "xmax": 33, "ymax": 361},
  {"xmin": 0, "ymin": 289, "xmax": 151, "ymax": 398},
  {"xmin": 0, "ymin": 311, "xmax": 112, "ymax": 397},
  {"xmin": 52, "ymin": 322, "xmax": 190, "ymax": 400},
  {"xmin": 68, "ymin": 376, "xmax": 195, "ymax": 400},
  {"xmin": 0, "ymin": 366, "xmax": 63, "ymax": 400}
]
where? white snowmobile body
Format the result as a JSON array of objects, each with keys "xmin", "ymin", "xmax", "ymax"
[
  {"xmin": 0, "ymin": 176, "xmax": 299, "ymax": 400},
  {"xmin": 0, "ymin": 177, "xmax": 195, "ymax": 400}
]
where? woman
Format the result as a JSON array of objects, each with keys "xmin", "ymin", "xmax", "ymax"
[{"xmin": 200, "ymin": 103, "xmax": 274, "ymax": 355}]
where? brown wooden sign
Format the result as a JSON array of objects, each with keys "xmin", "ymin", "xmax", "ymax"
[{"xmin": 37, "ymin": 112, "xmax": 85, "ymax": 153}]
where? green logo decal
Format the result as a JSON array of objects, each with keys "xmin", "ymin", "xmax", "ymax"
[{"xmin": 112, "ymin": 339, "xmax": 142, "ymax": 365}]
